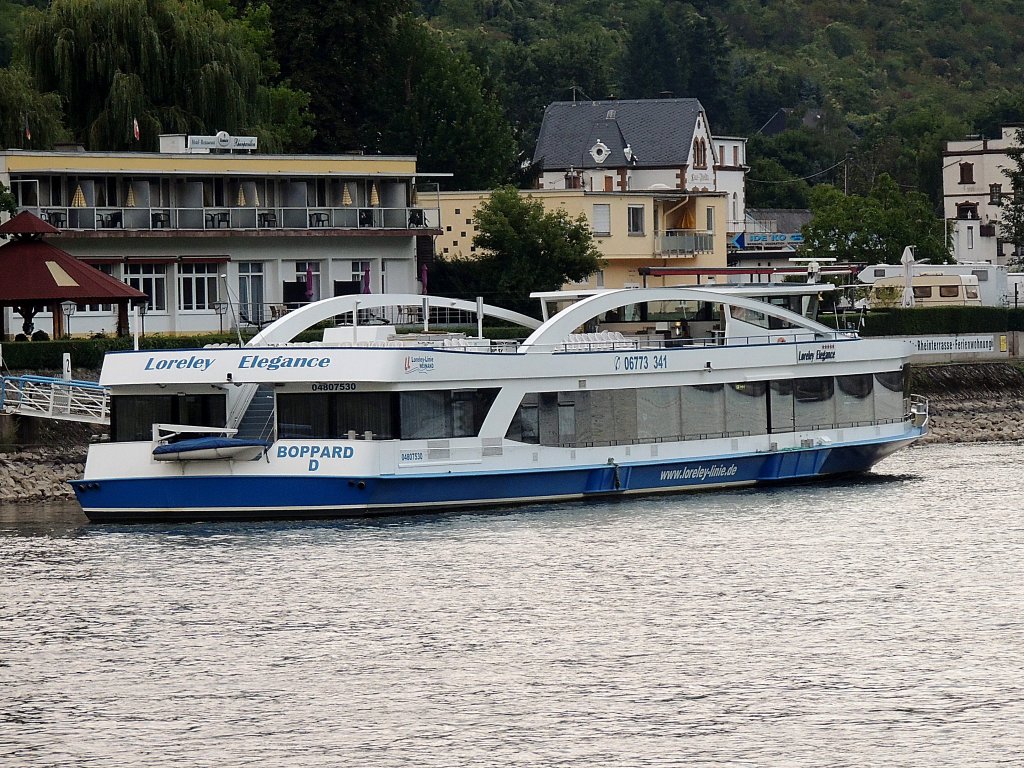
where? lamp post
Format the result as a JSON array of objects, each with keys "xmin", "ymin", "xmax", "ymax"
[
  {"xmin": 213, "ymin": 301, "xmax": 228, "ymax": 334},
  {"xmin": 60, "ymin": 300, "xmax": 76, "ymax": 338},
  {"xmin": 138, "ymin": 300, "xmax": 148, "ymax": 338}
]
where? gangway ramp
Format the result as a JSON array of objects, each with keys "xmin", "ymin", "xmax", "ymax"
[{"xmin": 0, "ymin": 375, "xmax": 110, "ymax": 425}]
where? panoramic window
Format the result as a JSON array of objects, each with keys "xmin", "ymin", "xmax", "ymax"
[{"xmin": 111, "ymin": 393, "xmax": 226, "ymax": 442}]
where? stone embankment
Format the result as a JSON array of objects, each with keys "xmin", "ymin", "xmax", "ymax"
[
  {"xmin": 1, "ymin": 363, "xmax": 1022, "ymax": 504},
  {"xmin": 912, "ymin": 362, "xmax": 1024, "ymax": 444}
]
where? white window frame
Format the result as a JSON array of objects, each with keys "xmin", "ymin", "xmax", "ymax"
[
  {"xmin": 178, "ymin": 263, "xmax": 220, "ymax": 312},
  {"xmin": 591, "ymin": 204, "xmax": 611, "ymax": 236},
  {"xmin": 627, "ymin": 205, "xmax": 645, "ymax": 236},
  {"xmin": 125, "ymin": 263, "xmax": 167, "ymax": 312},
  {"xmin": 295, "ymin": 261, "xmax": 321, "ymax": 302}
]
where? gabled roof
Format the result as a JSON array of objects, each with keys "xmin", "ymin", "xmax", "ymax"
[
  {"xmin": 533, "ymin": 98, "xmax": 704, "ymax": 170},
  {"xmin": 0, "ymin": 238, "xmax": 146, "ymax": 304},
  {"xmin": 0, "ymin": 210, "xmax": 60, "ymax": 236}
]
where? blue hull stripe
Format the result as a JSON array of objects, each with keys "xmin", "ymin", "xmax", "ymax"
[{"xmin": 72, "ymin": 436, "xmax": 917, "ymax": 522}]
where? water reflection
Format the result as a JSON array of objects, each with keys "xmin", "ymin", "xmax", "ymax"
[{"xmin": 2, "ymin": 443, "xmax": 1024, "ymax": 767}]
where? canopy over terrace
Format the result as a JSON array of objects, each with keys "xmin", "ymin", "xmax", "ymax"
[{"xmin": 0, "ymin": 211, "xmax": 146, "ymax": 338}]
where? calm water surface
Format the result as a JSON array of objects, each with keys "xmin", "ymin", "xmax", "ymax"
[{"xmin": 2, "ymin": 442, "xmax": 1023, "ymax": 767}]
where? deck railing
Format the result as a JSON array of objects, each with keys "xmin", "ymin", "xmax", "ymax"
[{"xmin": 25, "ymin": 205, "xmax": 440, "ymax": 233}]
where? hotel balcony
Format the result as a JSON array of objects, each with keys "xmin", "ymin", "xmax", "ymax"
[
  {"xmin": 655, "ymin": 229, "xmax": 715, "ymax": 258},
  {"xmin": 22, "ymin": 204, "xmax": 441, "ymax": 237}
]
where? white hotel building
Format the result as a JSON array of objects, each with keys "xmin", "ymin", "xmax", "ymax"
[{"xmin": 0, "ymin": 134, "xmax": 441, "ymax": 337}]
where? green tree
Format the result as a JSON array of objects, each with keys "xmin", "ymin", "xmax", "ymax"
[
  {"xmin": 0, "ymin": 180, "xmax": 17, "ymax": 214},
  {"xmin": 1000, "ymin": 127, "xmax": 1024, "ymax": 268},
  {"xmin": 271, "ymin": 0, "xmax": 411, "ymax": 151},
  {"xmin": 434, "ymin": 186, "xmax": 603, "ymax": 315},
  {"xmin": 620, "ymin": 1, "xmax": 730, "ymax": 118},
  {"xmin": 20, "ymin": 0, "xmax": 310, "ymax": 151},
  {"xmin": 363, "ymin": 19, "xmax": 516, "ymax": 189},
  {"xmin": 0, "ymin": 65, "xmax": 67, "ymax": 149},
  {"xmin": 801, "ymin": 174, "xmax": 949, "ymax": 264}
]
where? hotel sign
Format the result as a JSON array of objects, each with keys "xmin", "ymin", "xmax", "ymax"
[{"xmin": 187, "ymin": 131, "xmax": 258, "ymax": 151}]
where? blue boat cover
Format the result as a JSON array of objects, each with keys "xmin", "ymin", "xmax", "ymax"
[{"xmin": 152, "ymin": 437, "xmax": 271, "ymax": 456}]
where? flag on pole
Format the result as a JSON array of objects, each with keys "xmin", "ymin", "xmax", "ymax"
[
  {"xmin": 133, "ymin": 117, "xmax": 140, "ymax": 142},
  {"xmin": 23, "ymin": 114, "xmax": 31, "ymax": 141}
]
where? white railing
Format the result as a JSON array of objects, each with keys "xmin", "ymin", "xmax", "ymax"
[
  {"xmin": 0, "ymin": 375, "xmax": 110, "ymax": 424},
  {"xmin": 26, "ymin": 205, "xmax": 439, "ymax": 233}
]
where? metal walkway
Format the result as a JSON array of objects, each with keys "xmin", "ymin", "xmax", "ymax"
[{"xmin": 0, "ymin": 375, "xmax": 110, "ymax": 425}]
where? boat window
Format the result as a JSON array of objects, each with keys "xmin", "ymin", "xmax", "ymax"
[
  {"xmin": 874, "ymin": 370, "xmax": 905, "ymax": 423},
  {"xmin": 504, "ymin": 370, "xmax": 907, "ymax": 447},
  {"xmin": 110, "ymin": 393, "xmax": 226, "ymax": 442},
  {"xmin": 726, "ymin": 382, "xmax": 767, "ymax": 435},
  {"xmin": 769, "ymin": 380, "xmax": 795, "ymax": 433},
  {"xmin": 794, "ymin": 377, "xmax": 836, "ymax": 430},
  {"xmin": 730, "ymin": 306, "xmax": 769, "ymax": 328},
  {"xmin": 836, "ymin": 374, "xmax": 875, "ymax": 425},
  {"xmin": 400, "ymin": 389, "xmax": 498, "ymax": 439}
]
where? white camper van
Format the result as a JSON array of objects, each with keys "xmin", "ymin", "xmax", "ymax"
[
  {"xmin": 868, "ymin": 274, "xmax": 982, "ymax": 308},
  {"xmin": 857, "ymin": 262, "xmax": 1006, "ymax": 306}
]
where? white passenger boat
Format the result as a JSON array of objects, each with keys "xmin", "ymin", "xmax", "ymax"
[{"xmin": 71, "ymin": 285, "xmax": 928, "ymax": 522}]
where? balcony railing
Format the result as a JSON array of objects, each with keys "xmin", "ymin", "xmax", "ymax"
[
  {"xmin": 655, "ymin": 230, "xmax": 715, "ymax": 257},
  {"xmin": 24, "ymin": 206, "xmax": 440, "ymax": 233}
]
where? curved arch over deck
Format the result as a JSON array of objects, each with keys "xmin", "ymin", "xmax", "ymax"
[
  {"xmin": 248, "ymin": 294, "xmax": 541, "ymax": 346},
  {"xmin": 520, "ymin": 287, "xmax": 836, "ymax": 353}
]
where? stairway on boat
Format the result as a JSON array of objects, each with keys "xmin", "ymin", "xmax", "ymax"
[{"xmin": 234, "ymin": 383, "xmax": 276, "ymax": 441}]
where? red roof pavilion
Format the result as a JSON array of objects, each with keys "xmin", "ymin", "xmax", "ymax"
[{"xmin": 0, "ymin": 211, "xmax": 146, "ymax": 338}]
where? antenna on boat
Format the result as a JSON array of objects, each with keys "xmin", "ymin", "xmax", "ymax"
[{"xmin": 219, "ymin": 274, "xmax": 245, "ymax": 347}]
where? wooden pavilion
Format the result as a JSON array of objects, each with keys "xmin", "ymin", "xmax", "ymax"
[{"xmin": 0, "ymin": 211, "xmax": 146, "ymax": 339}]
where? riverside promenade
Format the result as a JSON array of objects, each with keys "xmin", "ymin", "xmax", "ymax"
[{"xmin": 2, "ymin": 362, "xmax": 1022, "ymax": 505}]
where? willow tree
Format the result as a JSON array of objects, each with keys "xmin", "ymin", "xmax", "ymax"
[
  {"xmin": 20, "ymin": 0, "xmax": 310, "ymax": 151},
  {"xmin": 0, "ymin": 65, "xmax": 67, "ymax": 149}
]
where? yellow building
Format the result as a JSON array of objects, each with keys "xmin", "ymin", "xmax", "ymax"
[{"xmin": 436, "ymin": 188, "xmax": 728, "ymax": 290}]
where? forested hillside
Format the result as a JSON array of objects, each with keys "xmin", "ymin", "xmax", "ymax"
[{"xmin": 3, "ymin": 0, "xmax": 1024, "ymax": 208}]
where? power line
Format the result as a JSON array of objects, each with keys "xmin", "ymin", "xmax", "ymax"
[{"xmin": 746, "ymin": 156, "xmax": 848, "ymax": 184}]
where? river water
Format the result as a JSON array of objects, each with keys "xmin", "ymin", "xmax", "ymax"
[{"xmin": 2, "ymin": 442, "xmax": 1023, "ymax": 767}]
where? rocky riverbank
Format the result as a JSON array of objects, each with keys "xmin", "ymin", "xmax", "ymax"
[{"xmin": 2, "ymin": 362, "xmax": 1022, "ymax": 504}]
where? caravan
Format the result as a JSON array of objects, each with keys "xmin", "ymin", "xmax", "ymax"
[
  {"xmin": 867, "ymin": 274, "xmax": 982, "ymax": 308},
  {"xmin": 858, "ymin": 262, "xmax": 1004, "ymax": 306}
]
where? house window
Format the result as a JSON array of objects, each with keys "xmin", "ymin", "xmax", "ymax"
[
  {"xmin": 733, "ymin": 146, "xmax": 739, "ymax": 166},
  {"xmin": 959, "ymin": 162, "xmax": 974, "ymax": 184},
  {"xmin": 295, "ymin": 261, "xmax": 321, "ymax": 301},
  {"xmin": 956, "ymin": 202, "xmax": 979, "ymax": 220},
  {"xmin": 78, "ymin": 264, "xmax": 114, "ymax": 313},
  {"xmin": 178, "ymin": 263, "xmax": 219, "ymax": 311},
  {"xmin": 990, "ymin": 184, "xmax": 1003, "ymax": 205},
  {"xmin": 706, "ymin": 207, "xmax": 715, "ymax": 233},
  {"xmin": 352, "ymin": 260, "xmax": 371, "ymax": 293},
  {"xmin": 604, "ymin": 176, "xmax": 614, "ymax": 192},
  {"xmin": 627, "ymin": 205, "xmax": 645, "ymax": 235},
  {"xmin": 967, "ymin": 226, "xmax": 974, "ymax": 250},
  {"xmin": 125, "ymin": 263, "xmax": 167, "ymax": 312},
  {"xmin": 591, "ymin": 204, "xmax": 611, "ymax": 236},
  {"xmin": 238, "ymin": 262, "xmax": 265, "ymax": 325}
]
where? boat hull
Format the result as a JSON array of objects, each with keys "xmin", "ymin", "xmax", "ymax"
[{"xmin": 71, "ymin": 436, "xmax": 914, "ymax": 523}]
